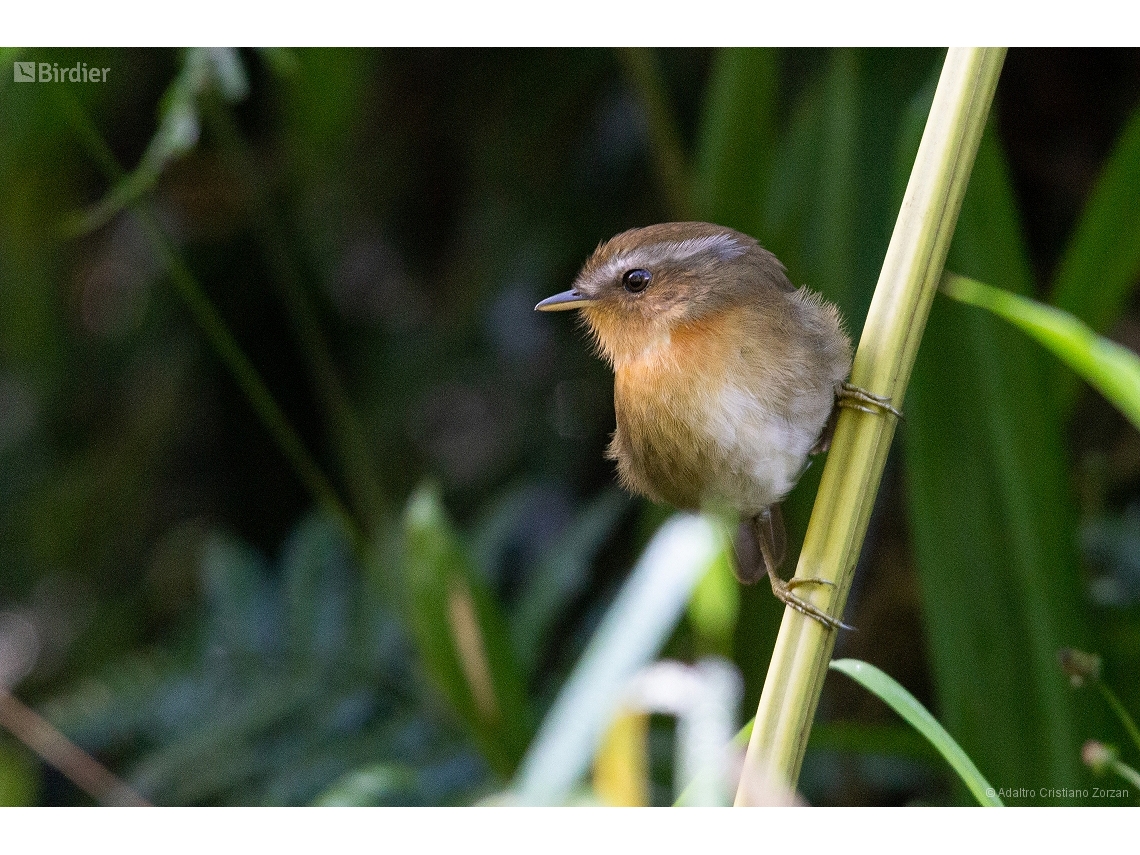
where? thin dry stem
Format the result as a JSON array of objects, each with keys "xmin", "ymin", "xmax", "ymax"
[{"xmin": 0, "ymin": 691, "xmax": 150, "ymax": 806}]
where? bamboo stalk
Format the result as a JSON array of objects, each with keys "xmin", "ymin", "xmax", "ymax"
[{"xmin": 735, "ymin": 47, "xmax": 1007, "ymax": 803}]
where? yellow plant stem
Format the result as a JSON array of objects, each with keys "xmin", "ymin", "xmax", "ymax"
[
  {"xmin": 593, "ymin": 708, "xmax": 650, "ymax": 806},
  {"xmin": 735, "ymin": 47, "xmax": 1007, "ymax": 803}
]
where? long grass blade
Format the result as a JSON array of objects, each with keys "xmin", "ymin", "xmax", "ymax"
[
  {"xmin": 1050, "ymin": 102, "xmax": 1140, "ymax": 413},
  {"xmin": 943, "ymin": 273, "xmax": 1140, "ymax": 431},
  {"xmin": 830, "ymin": 659, "xmax": 1002, "ymax": 806}
]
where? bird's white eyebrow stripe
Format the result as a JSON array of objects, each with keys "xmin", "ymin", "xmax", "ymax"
[{"xmin": 595, "ymin": 233, "xmax": 747, "ymax": 281}]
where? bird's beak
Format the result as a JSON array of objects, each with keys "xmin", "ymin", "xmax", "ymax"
[{"xmin": 535, "ymin": 288, "xmax": 593, "ymax": 312}]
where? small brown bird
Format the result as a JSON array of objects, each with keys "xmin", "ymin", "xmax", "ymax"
[{"xmin": 536, "ymin": 222, "xmax": 897, "ymax": 630}]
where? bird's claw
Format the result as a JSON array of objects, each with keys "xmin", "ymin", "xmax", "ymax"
[
  {"xmin": 837, "ymin": 382, "xmax": 903, "ymax": 419},
  {"xmin": 768, "ymin": 574, "xmax": 852, "ymax": 632}
]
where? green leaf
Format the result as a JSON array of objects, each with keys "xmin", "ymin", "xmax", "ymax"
[
  {"xmin": 402, "ymin": 483, "xmax": 531, "ymax": 778},
  {"xmin": 692, "ymin": 48, "xmax": 777, "ymax": 235},
  {"xmin": 512, "ymin": 513, "xmax": 725, "ymax": 805},
  {"xmin": 1050, "ymin": 101, "xmax": 1140, "ymax": 412},
  {"xmin": 313, "ymin": 763, "xmax": 418, "ymax": 806},
  {"xmin": 943, "ymin": 273, "xmax": 1140, "ymax": 432},
  {"xmin": 762, "ymin": 49, "xmax": 862, "ymax": 319},
  {"xmin": 830, "ymin": 659, "xmax": 1002, "ymax": 806},
  {"xmin": 902, "ymin": 124, "xmax": 1094, "ymax": 802}
]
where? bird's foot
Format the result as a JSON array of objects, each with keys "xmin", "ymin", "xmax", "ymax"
[
  {"xmin": 767, "ymin": 568, "xmax": 852, "ymax": 632},
  {"xmin": 836, "ymin": 382, "xmax": 903, "ymax": 419}
]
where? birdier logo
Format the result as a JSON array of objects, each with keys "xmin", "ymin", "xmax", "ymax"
[{"xmin": 13, "ymin": 61, "xmax": 109, "ymax": 83}]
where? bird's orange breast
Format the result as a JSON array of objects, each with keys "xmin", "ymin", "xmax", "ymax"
[
  {"xmin": 609, "ymin": 310, "xmax": 748, "ymax": 510},
  {"xmin": 614, "ymin": 310, "xmax": 742, "ymax": 394}
]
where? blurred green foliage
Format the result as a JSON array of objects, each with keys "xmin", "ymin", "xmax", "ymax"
[{"xmin": 1, "ymin": 47, "xmax": 1138, "ymax": 805}]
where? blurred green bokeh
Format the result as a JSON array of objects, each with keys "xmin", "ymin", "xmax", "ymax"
[{"xmin": 1, "ymin": 47, "xmax": 1139, "ymax": 806}]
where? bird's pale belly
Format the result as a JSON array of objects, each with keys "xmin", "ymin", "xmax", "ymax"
[{"xmin": 610, "ymin": 378, "xmax": 832, "ymax": 516}]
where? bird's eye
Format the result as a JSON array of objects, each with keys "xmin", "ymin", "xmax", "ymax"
[{"xmin": 622, "ymin": 268, "xmax": 652, "ymax": 293}]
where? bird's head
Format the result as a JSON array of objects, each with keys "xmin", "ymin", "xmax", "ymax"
[{"xmin": 536, "ymin": 222, "xmax": 794, "ymax": 366}]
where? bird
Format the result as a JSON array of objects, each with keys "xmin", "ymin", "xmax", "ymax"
[{"xmin": 535, "ymin": 222, "xmax": 898, "ymax": 630}]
